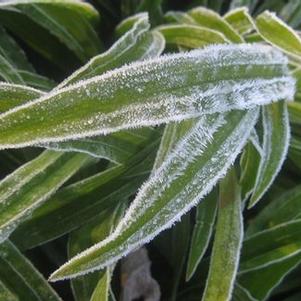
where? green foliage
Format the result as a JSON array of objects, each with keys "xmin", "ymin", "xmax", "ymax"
[{"xmin": 0, "ymin": 1, "xmax": 301, "ymax": 300}]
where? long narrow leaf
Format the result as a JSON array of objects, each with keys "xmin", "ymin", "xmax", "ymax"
[
  {"xmin": 224, "ymin": 7, "xmax": 254, "ymax": 36},
  {"xmin": 49, "ymin": 108, "xmax": 259, "ymax": 281},
  {"xmin": 0, "ymin": 240, "xmax": 61, "ymax": 301},
  {"xmin": 0, "ymin": 44, "xmax": 294, "ymax": 149},
  {"xmin": 0, "ymin": 279, "xmax": 18, "ymax": 301},
  {"xmin": 249, "ymin": 101, "xmax": 290, "ymax": 207},
  {"xmin": 255, "ymin": 10, "xmax": 301, "ymax": 59},
  {"xmin": 188, "ymin": 7, "xmax": 243, "ymax": 42},
  {"xmin": 247, "ymin": 184, "xmax": 301, "ymax": 235},
  {"xmin": 12, "ymin": 137, "xmax": 159, "ymax": 250},
  {"xmin": 56, "ymin": 13, "xmax": 164, "ymax": 89},
  {"xmin": 0, "ymin": 83, "xmax": 43, "ymax": 113},
  {"xmin": 186, "ymin": 190, "xmax": 218, "ymax": 281},
  {"xmin": 240, "ymin": 220, "xmax": 301, "ymax": 273},
  {"xmin": 0, "ymin": 0, "xmax": 102, "ymax": 62},
  {"xmin": 69, "ymin": 204, "xmax": 125, "ymax": 301},
  {"xmin": 201, "ymin": 168, "xmax": 243, "ymax": 301},
  {"xmin": 0, "ymin": 150, "xmax": 93, "ymax": 242},
  {"xmin": 157, "ymin": 24, "xmax": 227, "ymax": 48},
  {"xmin": 239, "ymin": 251, "xmax": 301, "ymax": 301}
]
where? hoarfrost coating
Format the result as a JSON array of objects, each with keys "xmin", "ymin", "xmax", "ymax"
[{"xmin": 0, "ymin": 43, "xmax": 295, "ymax": 149}]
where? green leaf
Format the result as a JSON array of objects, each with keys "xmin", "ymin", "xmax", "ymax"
[
  {"xmin": 0, "ymin": 240, "xmax": 61, "ymax": 301},
  {"xmin": 12, "ymin": 137, "xmax": 159, "ymax": 250},
  {"xmin": 255, "ymin": 10, "xmax": 301, "ymax": 59},
  {"xmin": 280, "ymin": 0, "xmax": 301, "ymax": 28},
  {"xmin": 69, "ymin": 204, "xmax": 125, "ymax": 301},
  {"xmin": 0, "ymin": 26, "xmax": 34, "ymax": 72},
  {"xmin": 0, "ymin": 26, "xmax": 55, "ymax": 90},
  {"xmin": 0, "ymin": 53, "xmax": 24, "ymax": 84},
  {"xmin": 188, "ymin": 7, "xmax": 243, "ymax": 43},
  {"xmin": 239, "ymin": 220, "xmax": 301, "ymax": 300},
  {"xmin": 239, "ymin": 141, "xmax": 261, "ymax": 202},
  {"xmin": 136, "ymin": 0, "xmax": 163, "ymax": 25},
  {"xmin": 57, "ymin": 13, "xmax": 164, "ymax": 89},
  {"xmin": 186, "ymin": 190, "xmax": 217, "ymax": 281},
  {"xmin": 292, "ymin": 67, "xmax": 301, "ymax": 99},
  {"xmin": 247, "ymin": 184, "xmax": 301, "ymax": 236},
  {"xmin": 17, "ymin": 70, "xmax": 55, "ymax": 91},
  {"xmin": 0, "ymin": 85, "xmax": 156, "ymax": 164},
  {"xmin": 0, "ymin": 44, "xmax": 294, "ymax": 149},
  {"xmin": 224, "ymin": 7, "xmax": 254, "ymax": 36},
  {"xmin": 239, "ymin": 251, "xmax": 301, "ymax": 301},
  {"xmin": 232, "ymin": 283, "xmax": 257, "ymax": 301},
  {"xmin": 288, "ymin": 102, "xmax": 301, "ymax": 125},
  {"xmin": 157, "ymin": 24, "xmax": 227, "ymax": 48},
  {"xmin": 152, "ymin": 120, "xmax": 195, "ymax": 171},
  {"xmin": 115, "ymin": 12, "xmax": 147, "ymax": 37},
  {"xmin": 170, "ymin": 214, "xmax": 191, "ymax": 300},
  {"xmin": 0, "ymin": 83, "xmax": 43, "ymax": 113},
  {"xmin": 164, "ymin": 11, "xmax": 197, "ymax": 25},
  {"xmin": 49, "ymin": 108, "xmax": 258, "ymax": 281},
  {"xmin": 0, "ymin": 0, "xmax": 102, "ymax": 62},
  {"xmin": 90, "ymin": 269, "xmax": 111, "ymax": 301},
  {"xmin": 39, "ymin": 128, "xmax": 156, "ymax": 164},
  {"xmin": 201, "ymin": 168, "xmax": 243, "ymax": 301},
  {"xmin": 240, "ymin": 219, "xmax": 301, "ymax": 273},
  {"xmin": 0, "ymin": 279, "xmax": 18, "ymax": 301},
  {"xmin": 249, "ymin": 102, "xmax": 290, "ymax": 208},
  {"xmin": 0, "ymin": 150, "xmax": 93, "ymax": 243}
]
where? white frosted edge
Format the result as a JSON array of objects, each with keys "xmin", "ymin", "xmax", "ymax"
[
  {"xmin": 55, "ymin": 13, "xmax": 150, "ymax": 90},
  {"xmin": 49, "ymin": 109, "xmax": 259, "ymax": 281},
  {"xmin": 0, "ymin": 43, "xmax": 289, "ymax": 119}
]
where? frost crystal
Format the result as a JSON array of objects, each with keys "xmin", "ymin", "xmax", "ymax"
[
  {"xmin": 50, "ymin": 108, "xmax": 260, "ymax": 280},
  {"xmin": 0, "ymin": 43, "xmax": 295, "ymax": 149}
]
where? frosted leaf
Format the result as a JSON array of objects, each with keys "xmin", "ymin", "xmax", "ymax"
[
  {"xmin": 249, "ymin": 101, "xmax": 290, "ymax": 207},
  {"xmin": 0, "ymin": 82, "xmax": 43, "ymax": 113},
  {"xmin": 0, "ymin": 151, "xmax": 93, "ymax": 243},
  {"xmin": 0, "ymin": 44, "xmax": 295, "ymax": 149},
  {"xmin": 55, "ymin": 13, "xmax": 154, "ymax": 89},
  {"xmin": 49, "ymin": 108, "xmax": 259, "ymax": 280},
  {"xmin": 201, "ymin": 168, "xmax": 243, "ymax": 301},
  {"xmin": 224, "ymin": 7, "xmax": 255, "ymax": 36},
  {"xmin": 188, "ymin": 6, "xmax": 243, "ymax": 43},
  {"xmin": 0, "ymin": 240, "xmax": 62, "ymax": 300},
  {"xmin": 255, "ymin": 10, "xmax": 301, "ymax": 60},
  {"xmin": 38, "ymin": 127, "xmax": 157, "ymax": 164},
  {"xmin": 249, "ymin": 129, "xmax": 264, "ymax": 157}
]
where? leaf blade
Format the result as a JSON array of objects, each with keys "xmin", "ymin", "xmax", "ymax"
[
  {"xmin": 201, "ymin": 168, "xmax": 243, "ymax": 301},
  {"xmin": 49, "ymin": 108, "xmax": 259, "ymax": 281},
  {"xmin": 249, "ymin": 101, "xmax": 290, "ymax": 207},
  {"xmin": 0, "ymin": 44, "xmax": 294, "ymax": 149}
]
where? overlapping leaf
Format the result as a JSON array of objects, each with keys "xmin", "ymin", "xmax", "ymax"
[
  {"xmin": 239, "ymin": 220, "xmax": 301, "ymax": 300},
  {"xmin": 249, "ymin": 101, "xmax": 290, "ymax": 207},
  {"xmin": 0, "ymin": 240, "xmax": 61, "ymax": 301},
  {"xmin": 0, "ymin": 150, "xmax": 93, "ymax": 243},
  {"xmin": 224, "ymin": 7, "xmax": 254, "ymax": 36},
  {"xmin": 50, "ymin": 108, "xmax": 259, "ymax": 280},
  {"xmin": 12, "ymin": 136, "xmax": 160, "ymax": 250},
  {"xmin": 157, "ymin": 24, "xmax": 227, "ymax": 48},
  {"xmin": 202, "ymin": 168, "xmax": 243, "ymax": 301},
  {"xmin": 0, "ymin": 26, "xmax": 55, "ymax": 90},
  {"xmin": 56, "ymin": 13, "xmax": 164, "ymax": 89},
  {"xmin": 0, "ymin": 44, "xmax": 294, "ymax": 149},
  {"xmin": 186, "ymin": 190, "xmax": 217, "ymax": 280},
  {"xmin": 69, "ymin": 204, "xmax": 125, "ymax": 301},
  {"xmin": 255, "ymin": 10, "xmax": 301, "ymax": 59},
  {"xmin": 188, "ymin": 7, "xmax": 243, "ymax": 42},
  {"xmin": 0, "ymin": 0, "xmax": 102, "ymax": 63}
]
